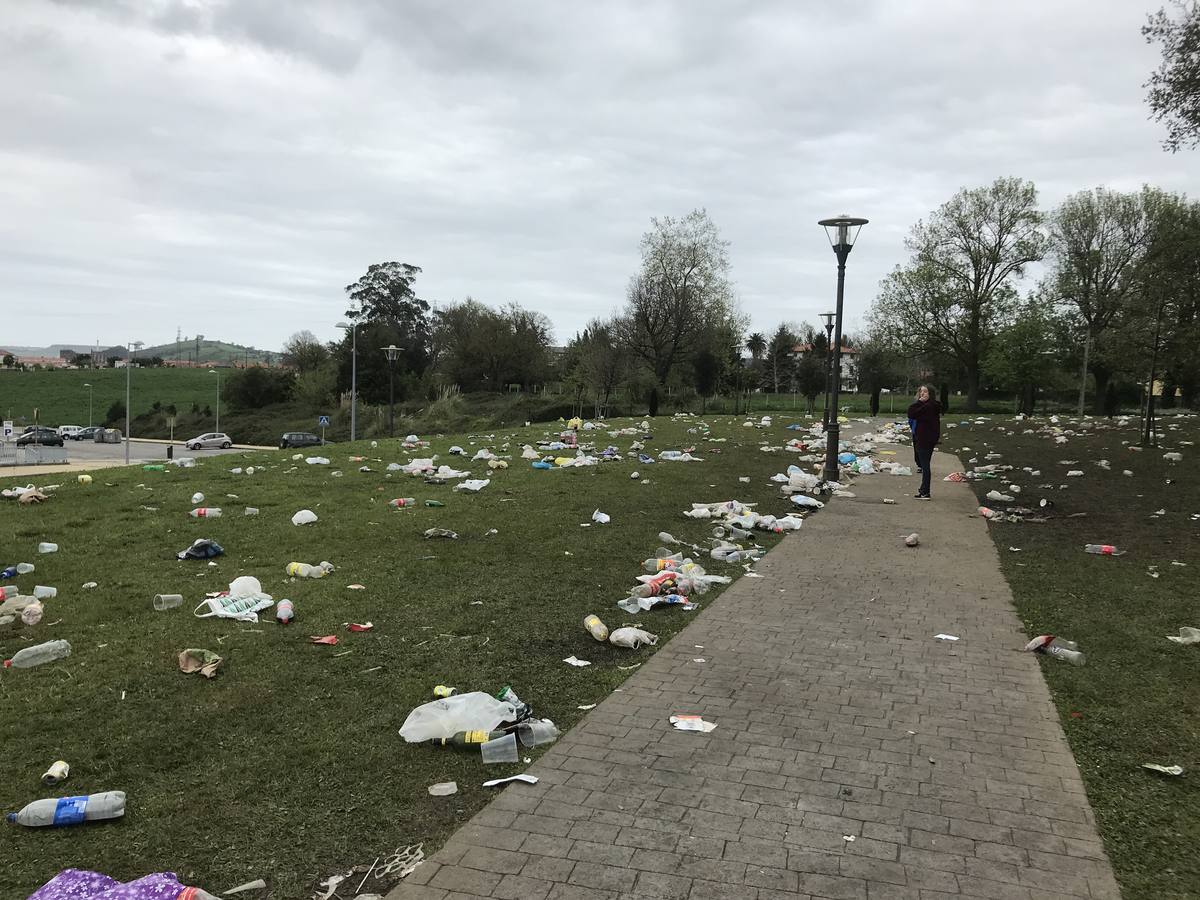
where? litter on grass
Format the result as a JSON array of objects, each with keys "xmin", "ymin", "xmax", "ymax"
[
  {"xmin": 563, "ymin": 655, "xmax": 591, "ymax": 667},
  {"xmin": 1166, "ymin": 627, "xmax": 1200, "ymax": 645},
  {"xmin": 427, "ymin": 782, "xmax": 458, "ymax": 796},
  {"xmin": 178, "ymin": 649, "xmax": 223, "ymax": 679}
]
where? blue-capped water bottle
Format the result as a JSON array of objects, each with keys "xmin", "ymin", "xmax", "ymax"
[{"xmin": 7, "ymin": 790, "xmax": 126, "ymax": 827}]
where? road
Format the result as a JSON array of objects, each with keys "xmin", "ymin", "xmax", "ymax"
[{"xmin": 1, "ymin": 439, "xmax": 260, "ymax": 479}]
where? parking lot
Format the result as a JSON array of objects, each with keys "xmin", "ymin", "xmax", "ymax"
[{"xmin": 1, "ymin": 438, "xmax": 257, "ymax": 478}]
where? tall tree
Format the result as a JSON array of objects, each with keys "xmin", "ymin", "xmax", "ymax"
[
  {"xmin": 766, "ymin": 324, "xmax": 800, "ymax": 393},
  {"xmin": 432, "ymin": 298, "xmax": 553, "ymax": 391},
  {"xmin": 570, "ymin": 320, "xmax": 627, "ymax": 417},
  {"xmin": 745, "ymin": 332, "xmax": 767, "ymax": 361},
  {"xmin": 1144, "ymin": 1, "xmax": 1200, "ymax": 152},
  {"xmin": 613, "ymin": 209, "xmax": 740, "ymax": 414},
  {"xmin": 870, "ymin": 177, "xmax": 1048, "ymax": 410},
  {"xmin": 281, "ymin": 330, "xmax": 329, "ymax": 373},
  {"xmin": 983, "ymin": 296, "xmax": 1061, "ymax": 415},
  {"xmin": 1049, "ymin": 187, "xmax": 1155, "ymax": 412}
]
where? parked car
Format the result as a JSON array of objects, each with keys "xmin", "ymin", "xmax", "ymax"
[
  {"xmin": 17, "ymin": 427, "xmax": 64, "ymax": 447},
  {"xmin": 73, "ymin": 426, "xmax": 103, "ymax": 441},
  {"xmin": 280, "ymin": 431, "xmax": 323, "ymax": 449},
  {"xmin": 185, "ymin": 432, "xmax": 232, "ymax": 450},
  {"xmin": 57, "ymin": 425, "xmax": 84, "ymax": 439}
]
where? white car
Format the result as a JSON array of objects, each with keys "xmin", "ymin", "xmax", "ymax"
[
  {"xmin": 58, "ymin": 425, "xmax": 84, "ymax": 438},
  {"xmin": 185, "ymin": 432, "xmax": 232, "ymax": 450}
]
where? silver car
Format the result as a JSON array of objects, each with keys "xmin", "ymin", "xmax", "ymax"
[{"xmin": 185, "ymin": 432, "xmax": 232, "ymax": 450}]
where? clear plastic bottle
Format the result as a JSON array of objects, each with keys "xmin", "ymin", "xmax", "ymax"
[
  {"xmin": 5, "ymin": 639, "xmax": 70, "ymax": 668},
  {"xmin": 16, "ymin": 562, "xmax": 34, "ymax": 574},
  {"xmin": 6, "ymin": 790, "xmax": 125, "ymax": 826},
  {"xmin": 1084, "ymin": 544, "xmax": 1125, "ymax": 556},
  {"xmin": 642, "ymin": 554, "xmax": 682, "ymax": 573},
  {"xmin": 189, "ymin": 508, "xmax": 222, "ymax": 518},
  {"xmin": 275, "ymin": 599, "xmax": 294, "ymax": 624},
  {"xmin": 37, "ymin": 542, "xmax": 58, "ymax": 554},
  {"xmin": 389, "ymin": 497, "xmax": 417, "ymax": 508},
  {"xmin": 583, "ymin": 614, "xmax": 609, "ymax": 641}
]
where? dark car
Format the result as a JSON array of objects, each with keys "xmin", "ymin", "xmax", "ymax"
[
  {"xmin": 17, "ymin": 427, "xmax": 64, "ymax": 447},
  {"xmin": 280, "ymin": 431, "xmax": 323, "ymax": 449},
  {"xmin": 73, "ymin": 426, "xmax": 102, "ymax": 441}
]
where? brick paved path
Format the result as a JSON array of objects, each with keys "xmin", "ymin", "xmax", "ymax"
[{"xmin": 388, "ymin": 446, "xmax": 1121, "ymax": 900}]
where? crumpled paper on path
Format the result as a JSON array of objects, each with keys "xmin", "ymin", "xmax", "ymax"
[{"xmin": 178, "ymin": 648, "xmax": 223, "ymax": 678}]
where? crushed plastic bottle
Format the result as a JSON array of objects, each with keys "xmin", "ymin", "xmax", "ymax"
[
  {"xmin": 583, "ymin": 614, "xmax": 609, "ymax": 642},
  {"xmin": 275, "ymin": 599, "xmax": 294, "ymax": 624},
  {"xmin": 1084, "ymin": 544, "xmax": 1126, "ymax": 556},
  {"xmin": 5, "ymin": 639, "xmax": 71, "ymax": 669},
  {"xmin": 388, "ymin": 497, "xmax": 417, "ymax": 509},
  {"xmin": 1025, "ymin": 635, "xmax": 1086, "ymax": 666},
  {"xmin": 189, "ymin": 508, "xmax": 223, "ymax": 519}
]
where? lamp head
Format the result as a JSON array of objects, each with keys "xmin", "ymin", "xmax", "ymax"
[
  {"xmin": 382, "ymin": 344, "xmax": 403, "ymax": 361},
  {"xmin": 818, "ymin": 215, "xmax": 868, "ymax": 254}
]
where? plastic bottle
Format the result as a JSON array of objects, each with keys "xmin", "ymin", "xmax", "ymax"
[
  {"xmin": 142, "ymin": 464, "xmax": 164, "ymax": 472},
  {"xmin": 583, "ymin": 614, "xmax": 609, "ymax": 642},
  {"xmin": 428, "ymin": 730, "xmax": 506, "ymax": 748},
  {"xmin": 0, "ymin": 567, "xmax": 15, "ymax": 579},
  {"xmin": 37, "ymin": 543, "xmax": 58, "ymax": 554},
  {"xmin": 6, "ymin": 790, "xmax": 125, "ymax": 827},
  {"xmin": 642, "ymin": 555, "xmax": 682, "ymax": 573},
  {"xmin": 433, "ymin": 685, "xmax": 457, "ymax": 698},
  {"xmin": 275, "ymin": 599, "xmax": 294, "ymax": 624},
  {"xmin": 5, "ymin": 640, "xmax": 71, "ymax": 668},
  {"xmin": 189, "ymin": 508, "xmax": 222, "ymax": 518},
  {"xmin": 1046, "ymin": 643, "xmax": 1086, "ymax": 666},
  {"xmin": 424, "ymin": 500, "xmax": 445, "ymax": 508},
  {"xmin": 243, "ymin": 507, "xmax": 259, "ymax": 516},
  {"xmin": 1084, "ymin": 544, "xmax": 1125, "ymax": 556},
  {"xmin": 388, "ymin": 497, "xmax": 417, "ymax": 509},
  {"xmin": 33, "ymin": 585, "xmax": 57, "ymax": 600},
  {"xmin": 0, "ymin": 586, "xmax": 16, "ymax": 600},
  {"xmin": 17, "ymin": 563, "xmax": 34, "ymax": 574}
]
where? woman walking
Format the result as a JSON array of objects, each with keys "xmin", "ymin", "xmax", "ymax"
[{"xmin": 907, "ymin": 385, "xmax": 942, "ymax": 500}]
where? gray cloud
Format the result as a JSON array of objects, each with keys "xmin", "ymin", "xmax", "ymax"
[{"xmin": 3, "ymin": 0, "xmax": 1196, "ymax": 351}]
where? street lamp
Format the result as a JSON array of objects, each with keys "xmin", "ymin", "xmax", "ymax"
[
  {"xmin": 382, "ymin": 344, "xmax": 403, "ymax": 437},
  {"xmin": 209, "ymin": 369, "xmax": 221, "ymax": 433},
  {"xmin": 817, "ymin": 215, "xmax": 868, "ymax": 484},
  {"xmin": 336, "ymin": 320, "xmax": 358, "ymax": 441},
  {"xmin": 124, "ymin": 341, "xmax": 143, "ymax": 465},
  {"xmin": 819, "ymin": 312, "xmax": 835, "ymax": 427},
  {"xmin": 83, "ymin": 383, "xmax": 93, "ymax": 427}
]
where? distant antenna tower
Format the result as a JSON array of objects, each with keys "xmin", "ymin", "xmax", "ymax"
[{"xmin": 176, "ymin": 327, "xmax": 182, "ymax": 361}]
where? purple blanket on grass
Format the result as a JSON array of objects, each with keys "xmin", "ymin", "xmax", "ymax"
[{"xmin": 28, "ymin": 869, "xmax": 187, "ymax": 900}]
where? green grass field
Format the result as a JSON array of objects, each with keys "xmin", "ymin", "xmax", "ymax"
[
  {"xmin": 0, "ymin": 414, "xmax": 812, "ymax": 898},
  {"xmin": 951, "ymin": 412, "xmax": 1200, "ymax": 900}
]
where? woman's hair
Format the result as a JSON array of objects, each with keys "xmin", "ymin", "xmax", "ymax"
[{"xmin": 919, "ymin": 384, "xmax": 936, "ymax": 399}]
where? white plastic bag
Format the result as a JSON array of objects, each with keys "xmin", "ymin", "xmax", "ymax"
[
  {"xmin": 291, "ymin": 509, "xmax": 318, "ymax": 526},
  {"xmin": 454, "ymin": 479, "xmax": 491, "ymax": 493},
  {"xmin": 398, "ymin": 692, "xmax": 518, "ymax": 743},
  {"xmin": 609, "ymin": 626, "xmax": 658, "ymax": 649}
]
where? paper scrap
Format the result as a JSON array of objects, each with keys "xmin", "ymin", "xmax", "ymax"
[
  {"xmin": 563, "ymin": 655, "xmax": 591, "ymax": 667},
  {"xmin": 427, "ymin": 781, "xmax": 458, "ymax": 796},
  {"xmin": 669, "ymin": 714, "xmax": 717, "ymax": 733},
  {"xmin": 482, "ymin": 773, "xmax": 539, "ymax": 787},
  {"xmin": 934, "ymin": 633, "xmax": 959, "ymax": 641},
  {"xmin": 1142, "ymin": 763, "xmax": 1184, "ymax": 776},
  {"xmin": 577, "ymin": 703, "xmax": 597, "ymax": 710},
  {"xmin": 310, "ymin": 635, "xmax": 339, "ymax": 645}
]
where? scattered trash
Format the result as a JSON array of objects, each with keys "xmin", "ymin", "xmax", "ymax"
[
  {"xmin": 5, "ymin": 639, "xmax": 71, "ymax": 669},
  {"xmin": 454, "ymin": 479, "xmax": 490, "ymax": 493},
  {"xmin": 904, "ymin": 533, "xmax": 919, "ymax": 547},
  {"xmin": 77, "ymin": 474, "xmax": 92, "ymax": 485},
  {"xmin": 291, "ymin": 509, "xmax": 318, "ymax": 526},
  {"xmin": 669, "ymin": 715, "xmax": 717, "ymax": 733},
  {"xmin": 481, "ymin": 732, "xmax": 520, "ymax": 764},
  {"xmin": 1084, "ymin": 544, "xmax": 1126, "ymax": 556},
  {"xmin": 37, "ymin": 542, "xmax": 58, "ymax": 554},
  {"xmin": 189, "ymin": 507, "xmax": 223, "ymax": 519},
  {"xmin": 433, "ymin": 685, "xmax": 457, "ymax": 698},
  {"xmin": 563, "ymin": 655, "xmax": 591, "ymax": 667},
  {"xmin": 1166, "ymin": 627, "xmax": 1200, "ymax": 645},
  {"xmin": 224, "ymin": 879, "xmax": 267, "ymax": 895},
  {"xmin": 882, "ymin": 498, "xmax": 896, "ymax": 504},
  {"xmin": 427, "ymin": 782, "xmax": 458, "ymax": 796},
  {"xmin": 591, "ymin": 509, "xmax": 611, "ymax": 524},
  {"xmin": 22, "ymin": 600, "xmax": 44, "ymax": 625},
  {"xmin": 609, "ymin": 627, "xmax": 658, "ymax": 649},
  {"xmin": 177, "ymin": 538, "xmax": 224, "ymax": 561},
  {"xmin": 1142, "ymin": 763, "xmax": 1184, "ymax": 776},
  {"xmin": 346, "ymin": 583, "xmax": 366, "ymax": 590},
  {"xmin": 583, "ymin": 614, "xmax": 609, "ymax": 641},
  {"xmin": 842, "ymin": 834, "xmax": 856, "ymax": 842},
  {"xmin": 41, "ymin": 761, "xmax": 70, "ymax": 787},
  {"xmin": 934, "ymin": 633, "xmax": 959, "ymax": 641},
  {"xmin": 275, "ymin": 599, "xmax": 294, "ymax": 624},
  {"xmin": 7, "ymin": 790, "xmax": 126, "ymax": 827},
  {"xmin": 178, "ymin": 649, "xmax": 223, "ymax": 678},
  {"xmin": 191, "ymin": 492, "xmax": 205, "ymax": 505},
  {"xmin": 154, "ymin": 594, "xmax": 183, "ymax": 611},
  {"xmin": 194, "ymin": 577, "xmax": 273, "ymax": 622},
  {"xmin": 399, "ymin": 692, "xmax": 519, "ymax": 743},
  {"xmin": 577, "ymin": 703, "xmax": 597, "ymax": 710},
  {"xmin": 309, "ymin": 635, "xmax": 339, "ymax": 645},
  {"xmin": 482, "ymin": 773, "xmax": 539, "ymax": 787},
  {"xmin": 1025, "ymin": 635, "xmax": 1085, "ymax": 666},
  {"xmin": 423, "ymin": 528, "xmax": 459, "ymax": 540},
  {"xmin": 285, "ymin": 561, "xmax": 334, "ymax": 578}
]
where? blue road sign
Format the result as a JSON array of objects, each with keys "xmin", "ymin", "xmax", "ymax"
[{"xmin": 318, "ymin": 415, "xmax": 330, "ymax": 427}]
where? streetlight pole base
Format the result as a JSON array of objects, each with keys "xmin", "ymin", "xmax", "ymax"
[{"xmin": 822, "ymin": 422, "xmax": 841, "ymax": 484}]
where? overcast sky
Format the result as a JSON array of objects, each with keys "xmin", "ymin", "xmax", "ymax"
[{"xmin": 2, "ymin": 0, "xmax": 1196, "ymax": 351}]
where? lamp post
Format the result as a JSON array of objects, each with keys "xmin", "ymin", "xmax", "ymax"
[
  {"xmin": 83, "ymin": 382, "xmax": 93, "ymax": 427},
  {"xmin": 382, "ymin": 344, "xmax": 403, "ymax": 437},
  {"xmin": 819, "ymin": 312, "xmax": 835, "ymax": 427},
  {"xmin": 818, "ymin": 215, "xmax": 868, "ymax": 484},
  {"xmin": 124, "ymin": 341, "xmax": 143, "ymax": 465},
  {"xmin": 209, "ymin": 369, "xmax": 220, "ymax": 433},
  {"xmin": 336, "ymin": 320, "xmax": 358, "ymax": 441}
]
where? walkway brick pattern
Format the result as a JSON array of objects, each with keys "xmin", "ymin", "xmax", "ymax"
[{"xmin": 388, "ymin": 446, "xmax": 1121, "ymax": 900}]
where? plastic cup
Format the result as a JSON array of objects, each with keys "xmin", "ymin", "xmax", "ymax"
[
  {"xmin": 243, "ymin": 507, "xmax": 259, "ymax": 516},
  {"xmin": 33, "ymin": 586, "xmax": 57, "ymax": 600},
  {"xmin": 480, "ymin": 732, "xmax": 519, "ymax": 765},
  {"xmin": 37, "ymin": 542, "xmax": 58, "ymax": 554},
  {"xmin": 154, "ymin": 593, "xmax": 183, "ymax": 611}
]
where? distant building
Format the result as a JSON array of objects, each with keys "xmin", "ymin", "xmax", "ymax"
[
  {"xmin": 789, "ymin": 343, "xmax": 859, "ymax": 392},
  {"xmin": 92, "ymin": 346, "xmax": 129, "ymax": 366}
]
